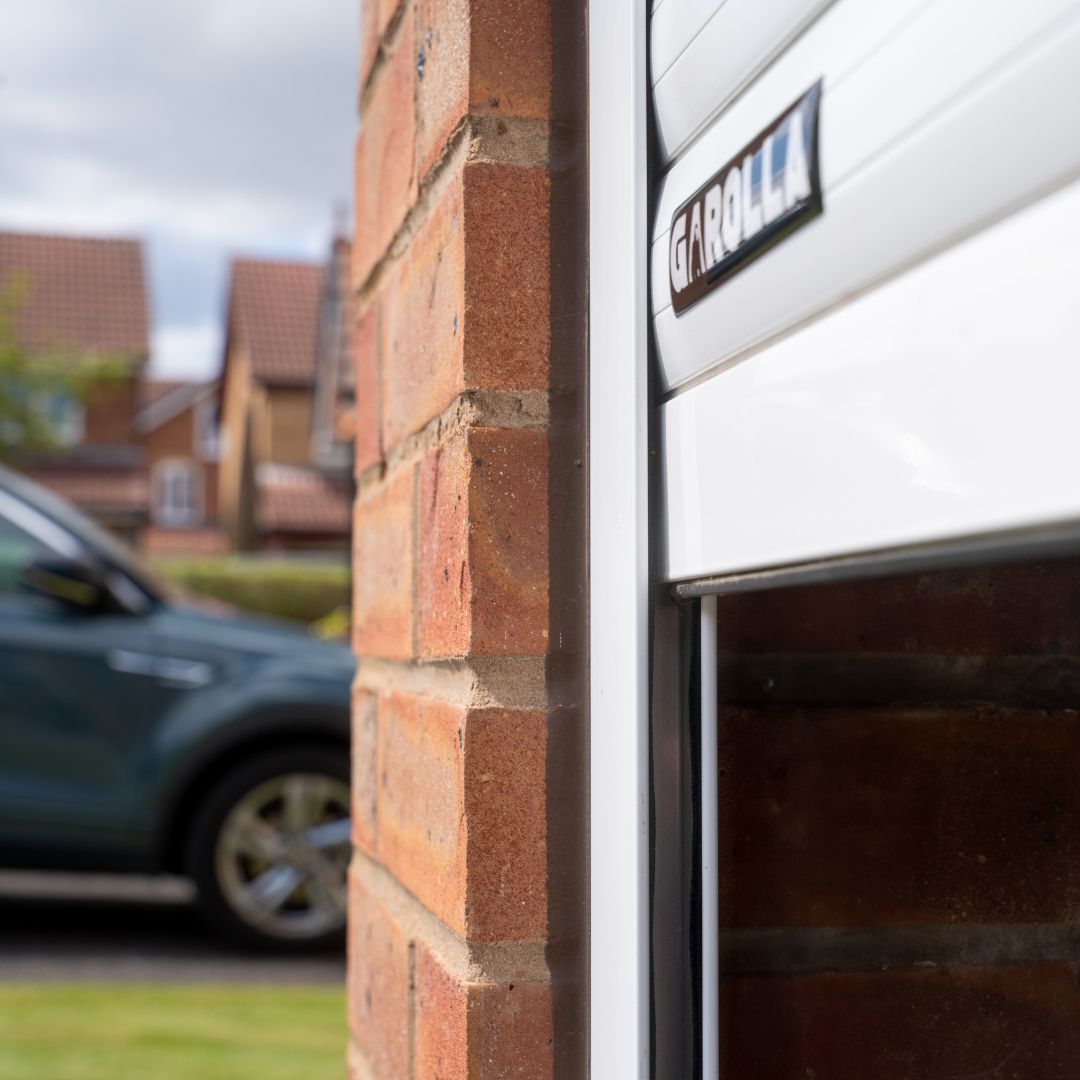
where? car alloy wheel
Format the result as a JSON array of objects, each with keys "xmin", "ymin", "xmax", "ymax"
[{"xmin": 213, "ymin": 771, "xmax": 351, "ymax": 943}]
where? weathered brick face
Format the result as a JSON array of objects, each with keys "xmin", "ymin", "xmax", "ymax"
[
  {"xmin": 416, "ymin": 942, "xmax": 555, "ymax": 1080},
  {"xmin": 418, "ymin": 427, "xmax": 549, "ymax": 658},
  {"xmin": 353, "ymin": 465, "xmax": 414, "ymax": 661},
  {"xmin": 381, "ymin": 172, "xmax": 466, "ymax": 448},
  {"xmin": 354, "ymin": 5, "xmax": 418, "ymax": 288},
  {"xmin": 461, "ymin": 164, "xmax": 550, "ymax": 392},
  {"xmin": 347, "ymin": 868, "xmax": 413, "ymax": 1080},
  {"xmin": 350, "ymin": 0, "xmax": 581, "ymax": 1074}
]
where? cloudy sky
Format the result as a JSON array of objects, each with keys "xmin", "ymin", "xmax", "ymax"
[{"xmin": 0, "ymin": 0, "xmax": 358, "ymax": 377}]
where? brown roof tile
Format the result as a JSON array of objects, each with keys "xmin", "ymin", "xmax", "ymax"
[
  {"xmin": 256, "ymin": 464, "xmax": 351, "ymax": 534},
  {"xmin": 230, "ymin": 258, "xmax": 323, "ymax": 385},
  {"xmin": 26, "ymin": 468, "xmax": 148, "ymax": 513},
  {"xmin": 0, "ymin": 231, "xmax": 149, "ymax": 359}
]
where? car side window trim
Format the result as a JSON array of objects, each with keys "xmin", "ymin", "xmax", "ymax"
[{"xmin": 0, "ymin": 487, "xmax": 82, "ymax": 561}]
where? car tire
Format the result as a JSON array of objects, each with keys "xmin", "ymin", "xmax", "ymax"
[{"xmin": 186, "ymin": 744, "xmax": 350, "ymax": 952}]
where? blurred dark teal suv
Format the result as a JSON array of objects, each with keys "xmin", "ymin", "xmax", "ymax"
[{"xmin": 0, "ymin": 465, "xmax": 353, "ymax": 950}]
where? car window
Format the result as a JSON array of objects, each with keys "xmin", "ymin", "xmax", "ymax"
[
  {"xmin": 0, "ymin": 510, "xmax": 57, "ymax": 594},
  {"xmin": 0, "ymin": 467, "xmax": 167, "ymax": 605}
]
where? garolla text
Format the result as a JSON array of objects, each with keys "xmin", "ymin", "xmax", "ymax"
[{"xmin": 669, "ymin": 82, "xmax": 822, "ymax": 315}]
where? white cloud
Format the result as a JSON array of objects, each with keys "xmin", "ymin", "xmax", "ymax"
[
  {"xmin": 151, "ymin": 324, "xmax": 223, "ymax": 381},
  {"xmin": 203, "ymin": 0, "xmax": 350, "ymax": 54}
]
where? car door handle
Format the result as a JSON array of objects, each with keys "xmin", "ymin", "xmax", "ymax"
[{"xmin": 106, "ymin": 650, "xmax": 214, "ymax": 689}]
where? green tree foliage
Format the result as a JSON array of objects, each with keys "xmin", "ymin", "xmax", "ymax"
[{"xmin": 0, "ymin": 273, "xmax": 131, "ymax": 460}]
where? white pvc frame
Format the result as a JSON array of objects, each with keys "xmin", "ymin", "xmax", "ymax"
[{"xmin": 588, "ymin": 0, "xmax": 650, "ymax": 1075}]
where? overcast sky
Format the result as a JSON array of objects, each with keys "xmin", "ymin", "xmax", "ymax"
[{"xmin": 0, "ymin": 0, "xmax": 358, "ymax": 378}]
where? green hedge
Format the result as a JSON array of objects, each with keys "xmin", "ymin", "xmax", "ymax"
[{"xmin": 151, "ymin": 556, "xmax": 351, "ymax": 627}]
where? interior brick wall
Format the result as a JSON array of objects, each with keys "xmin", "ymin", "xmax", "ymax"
[
  {"xmin": 712, "ymin": 559, "xmax": 1080, "ymax": 1078},
  {"xmin": 349, "ymin": 0, "xmax": 586, "ymax": 1075}
]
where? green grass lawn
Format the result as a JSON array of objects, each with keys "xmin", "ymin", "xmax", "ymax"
[{"xmin": 0, "ymin": 985, "xmax": 346, "ymax": 1080}]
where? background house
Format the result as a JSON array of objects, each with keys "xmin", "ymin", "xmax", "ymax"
[
  {"xmin": 0, "ymin": 228, "xmax": 353, "ymax": 558},
  {"xmin": 135, "ymin": 378, "xmax": 226, "ymax": 557},
  {"xmin": 0, "ymin": 230, "xmax": 150, "ymax": 540},
  {"xmin": 218, "ymin": 246, "xmax": 352, "ymax": 553}
]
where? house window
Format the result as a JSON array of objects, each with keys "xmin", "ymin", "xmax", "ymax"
[
  {"xmin": 153, "ymin": 459, "xmax": 202, "ymax": 527},
  {"xmin": 43, "ymin": 393, "xmax": 85, "ymax": 447},
  {"xmin": 195, "ymin": 398, "xmax": 219, "ymax": 461}
]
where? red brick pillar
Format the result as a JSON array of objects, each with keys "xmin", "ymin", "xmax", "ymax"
[{"xmin": 349, "ymin": 1, "xmax": 586, "ymax": 1076}]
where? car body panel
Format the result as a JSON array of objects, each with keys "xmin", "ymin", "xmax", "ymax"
[{"xmin": 0, "ymin": 466, "xmax": 353, "ymax": 874}]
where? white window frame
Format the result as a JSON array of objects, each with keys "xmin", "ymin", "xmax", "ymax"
[
  {"xmin": 153, "ymin": 458, "xmax": 203, "ymax": 528},
  {"xmin": 588, "ymin": 0, "xmax": 650, "ymax": 1075}
]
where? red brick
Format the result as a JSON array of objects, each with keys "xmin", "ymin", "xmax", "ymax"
[
  {"xmin": 381, "ymin": 172, "xmax": 465, "ymax": 448},
  {"xmin": 354, "ymin": 299, "xmax": 381, "ymax": 475},
  {"xmin": 467, "ymin": 427, "xmax": 548, "ymax": 655},
  {"xmin": 415, "ymin": 0, "xmax": 470, "ymax": 180},
  {"xmin": 419, "ymin": 427, "xmax": 548, "ymax": 658},
  {"xmin": 418, "ymin": 434, "xmax": 471, "ymax": 655},
  {"xmin": 347, "ymin": 868, "xmax": 412, "ymax": 1080},
  {"xmin": 360, "ymin": 0, "xmax": 401, "ymax": 91},
  {"xmin": 346, "ymin": 1038, "xmax": 374, "ymax": 1080},
  {"xmin": 374, "ymin": 693, "xmax": 467, "ymax": 932},
  {"xmin": 355, "ymin": 6, "xmax": 417, "ymax": 287},
  {"xmin": 416, "ymin": 944, "xmax": 554, "ymax": 1079},
  {"xmin": 717, "ymin": 704, "xmax": 1080, "ymax": 928},
  {"xmin": 412, "ymin": 0, "xmax": 551, "ymax": 183},
  {"xmin": 415, "ymin": 943, "xmax": 468, "ymax": 1078},
  {"xmin": 360, "ymin": 0, "xmax": 380, "ymax": 94},
  {"xmin": 353, "ymin": 466, "xmax": 414, "ymax": 659},
  {"xmin": 376, "ymin": 0, "xmax": 398, "ymax": 31},
  {"xmin": 464, "ymin": 706, "xmax": 547, "ymax": 943},
  {"xmin": 468, "ymin": 979, "xmax": 554, "ymax": 1078},
  {"xmin": 722, "ymin": 965, "xmax": 1080, "ymax": 1080},
  {"xmin": 469, "ymin": 0, "xmax": 551, "ymax": 120},
  {"xmin": 462, "ymin": 163, "xmax": 550, "ymax": 391},
  {"xmin": 380, "ymin": 161, "xmax": 550, "ymax": 447},
  {"xmin": 351, "ymin": 687, "xmax": 378, "ymax": 855},
  {"xmin": 372, "ymin": 691, "xmax": 548, "ymax": 940}
]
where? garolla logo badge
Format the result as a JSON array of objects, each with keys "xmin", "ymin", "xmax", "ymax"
[{"xmin": 669, "ymin": 81, "xmax": 823, "ymax": 315}]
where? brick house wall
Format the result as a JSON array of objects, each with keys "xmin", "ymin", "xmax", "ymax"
[
  {"xmin": 83, "ymin": 378, "xmax": 140, "ymax": 445},
  {"xmin": 349, "ymin": 0, "xmax": 587, "ymax": 1075},
  {"xmin": 252, "ymin": 386, "xmax": 314, "ymax": 467},
  {"xmin": 219, "ymin": 339, "xmax": 255, "ymax": 549},
  {"xmin": 143, "ymin": 404, "xmax": 219, "ymax": 523}
]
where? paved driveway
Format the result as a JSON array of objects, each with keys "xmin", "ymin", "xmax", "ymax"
[{"xmin": 0, "ymin": 871, "xmax": 345, "ymax": 984}]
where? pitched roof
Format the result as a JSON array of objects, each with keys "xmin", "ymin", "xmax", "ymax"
[
  {"xmin": 25, "ymin": 468, "xmax": 148, "ymax": 514},
  {"xmin": 256, "ymin": 463, "xmax": 351, "ymax": 535},
  {"xmin": 0, "ymin": 231, "xmax": 149, "ymax": 359},
  {"xmin": 228, "ymin": 257, "xmax": 323, "ymax": 385},
  {"xmin": 135, "ymin": 378, "xmax": 216, "ymax": 434},
  {"xmin": 138, "ymin": 378, "xmax": 185, "ymax": 412}
]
